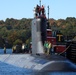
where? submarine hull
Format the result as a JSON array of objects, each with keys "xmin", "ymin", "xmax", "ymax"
[{"xmin": 0, "ymin": 54, "xmax": 76, "ymax": 72}]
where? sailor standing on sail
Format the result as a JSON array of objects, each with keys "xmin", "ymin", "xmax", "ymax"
[
  {"xmin": 33, "ymin": 5, "xmax": 41, "ymax": 18},
  {"xmin": 41, "ymin": 5, "xmax": 45, "ymax": 15},
  {"xmin": 36, "ymin": 5, "xmax": 41, "ymax": 16}
]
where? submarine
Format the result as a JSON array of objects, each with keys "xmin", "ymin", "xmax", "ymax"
[
  {"xmin": 0, "ymin": 2, "xmax": 76, "ymax": 73},
  {"xmin": 28, "ymin": 4, "xmax": 76, "ymax": 72}
]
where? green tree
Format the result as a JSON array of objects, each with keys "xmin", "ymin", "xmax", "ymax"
[
  {"xmin": 7, "ymin": 31, "xmax": 19, "ymax": 45},
  {"xmin": 13, "ymin": 39, "xmax": 22, "ymax": 45}
]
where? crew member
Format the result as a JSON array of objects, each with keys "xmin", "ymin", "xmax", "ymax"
[
  {"xmin": 41, "ymin": 5, "xmax": 45, "ymax": 15},
  {"xmin": 44, "ymin": 41, "xmax": 49, "ymax": 54},
  {"xmin": 4, "ymin": 46, "xmax": 6, "ymax": 54},
  {"xmin": 36, "ymin": 5, "xmax": 41, "ymax": 16},
  {"xmin": 48, "ymin": 41, "xmax": 52, "ymax": 55}
]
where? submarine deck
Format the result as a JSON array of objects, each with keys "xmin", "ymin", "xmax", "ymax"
[{"xmin": 0, "ymin": 54, "xmax": 76, "ymax": 75}]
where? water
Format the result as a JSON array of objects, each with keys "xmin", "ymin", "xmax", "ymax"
[
  {"xmin": 52, "ymin": 72, "xmax": 76, "ymax": 75},
  {"xmin": 0, "ymin": 49, "xmax": 12, "ymax": 54},
  {"xmin": 34, "ymin": 72, "xmax": 76, "ymax": 75}
]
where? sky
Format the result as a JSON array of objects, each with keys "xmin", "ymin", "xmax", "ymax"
[{"xmin": 0, "ymin": 0, "xmax": 76, "ymax": 21}]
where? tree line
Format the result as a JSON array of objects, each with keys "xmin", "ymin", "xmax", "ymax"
[
  {"xmin": 0, "ymin": 17, "xmax": 76, "ymax": 48},
  {"xmin": 0, "ymin": 18, "xmax": 32, "ymax": 48}
]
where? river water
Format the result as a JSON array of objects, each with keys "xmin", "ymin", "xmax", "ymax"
[{"xmin": 0, "ymin": 49, "xmax": 12, "ymax": 54}]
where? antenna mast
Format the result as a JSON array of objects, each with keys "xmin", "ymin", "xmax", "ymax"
[
  {"xmin": 40, "ymin": 0, "xmax": 41, "ymax": 7},
  {"xmin": 47, "ymin": 6, "xmax": 50, "ymax": 20}
]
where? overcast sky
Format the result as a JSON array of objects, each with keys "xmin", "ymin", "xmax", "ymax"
[{"xmin": 0, "ymin": 0, "xmax": 76, "ymax": 20}]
